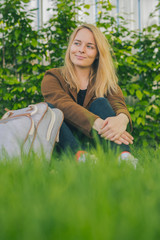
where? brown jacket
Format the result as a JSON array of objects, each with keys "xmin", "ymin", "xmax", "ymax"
[{"xmin": 41, "ymin": 68, "xmax": 132, "ymax": 137}]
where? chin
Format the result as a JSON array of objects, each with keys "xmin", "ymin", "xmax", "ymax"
[{"xmin": 75, "ymin": 63, "xmax": 90, "ymax": 68}]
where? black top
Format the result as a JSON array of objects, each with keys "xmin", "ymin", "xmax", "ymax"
[{"xmin": 77, "ymin": 89, "xmax": 87, "ymax": 106}]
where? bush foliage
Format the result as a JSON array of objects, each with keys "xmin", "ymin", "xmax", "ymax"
[{"xmin": 0, "ymin": 0, "xmax": 159, "ymax": 146}]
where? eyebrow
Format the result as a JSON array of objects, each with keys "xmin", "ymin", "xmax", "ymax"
[{"xmin": 74, "ymin": 39, "xmax": 96, "ymax": 46}]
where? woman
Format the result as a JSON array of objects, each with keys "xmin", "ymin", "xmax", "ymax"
[{"xmin": 41, "ymin": 23, "xmax": 136, "ymax": 163}]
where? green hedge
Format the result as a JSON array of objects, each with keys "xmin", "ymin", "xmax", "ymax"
[{"xmin": 0, "ymin": 0, "xmax": 159, "ymax": 147}]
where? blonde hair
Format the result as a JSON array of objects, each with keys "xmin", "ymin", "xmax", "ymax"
[{"xmin": 61, "ymin": 23, "xmax": 118, "ymax": 97}]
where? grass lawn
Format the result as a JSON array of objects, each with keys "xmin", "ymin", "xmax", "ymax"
[{"xmin": 0, "ymin": 145, "xmax": 160, "ymax": 240}]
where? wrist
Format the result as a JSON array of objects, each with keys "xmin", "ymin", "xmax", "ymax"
[
  {"xmin": 118, "ymin": 113, "xmax": 129, "ymax": 125},
  {"xmin": 92, "ymin": 118, "xmax": 103, "ymax": 132}
]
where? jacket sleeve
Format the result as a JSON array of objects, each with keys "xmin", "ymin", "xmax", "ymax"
[
  {"xmin": 107, "ymin": 86, "xmax": 133, "ymax": 131},
  {"xmin": 41, "ymin": 69, "xmax": 99, "ymax": 137}
]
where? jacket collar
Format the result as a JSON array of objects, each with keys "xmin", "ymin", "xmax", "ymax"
[
  {"xmin": 68, "ymin": 88, "xmax": 77, "ymax": 102},
  {"xmin": 83, "ymin": 81, "xmax": 94, "ymax": 107},
  {"xmin": 68, "ymin": 81, "xmax": 95, "ymax": 107}
]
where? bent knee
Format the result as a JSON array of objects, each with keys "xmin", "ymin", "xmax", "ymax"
[{"xmin": 90, "ymin": 97, "xmax": 110, "ymax": 107}]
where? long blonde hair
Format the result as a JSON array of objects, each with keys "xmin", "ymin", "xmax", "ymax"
[{"xmin": 61, "ymin": 23, "xmax": 118, "ymax": 97}]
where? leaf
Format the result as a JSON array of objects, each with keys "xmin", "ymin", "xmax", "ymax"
[
  {"xmin": 15, "ymin": 29, "xmax": 20, "ymax": 40},
  {"xmin": 128, "ymin": 107, "xmax": 134, "ymax": 112},
  {"xmin": 131, "ymin": 84, "xmax": 139, "ymax": 90},
  {"xmin": 136, "ymin": 90, "xmax": 143, "ymax": 100},
  {"xmin": 142, "ymin": 139, "xmax": 148, "ymax": 147},
  {"xmin": 152, "ymin": 105, "xmax": 160, "ymax": 115},
  {"xmin": 131, "ymin": 114, "xmax": 136, "ymax": 122},
  {"xmin": 84, "ymin": 12, "xmax": 89, "ymax": 16},
  {"xmin": 22, "ymin": 0, "xmax": 30, "ymax": 3},
  {"xmin": 129, "ymin": 89, "xmax": 135, "ymax": 95},
  {"xmin": 84, "ymin": 4, "xmax": 90, "ymax": 9},
  {"xmin": 31, "ymin": 39, "xmax": 38, "ymax": 47},
  {"xmin": 154, "ymin": 74, "xmax": 160, "ymax": 82},
  {"xmin": 139, "ymin": 131, "xmax": 145, "ymax": 136},
  {"xmin": 137, "ymin": 117, "xmax": 141, "ymax": 125},
  {"xmin": 143, "ymin": 90, "xmax": 150, "ymax": 96},
  {"xmin": 142, "ymin": 118, "xmax": 145, "ymax": 125},
  {"xmin": 146, "ymin": 106, "xmax": 152, "ymax": 112},
  {"xmin": 126, "ymin": 56, "xmax": 134, "ymax": 65},
  {"xmin": 27, "ymin": 86, "xmax": 37, "ymax": 93},
  {"xmin": 137, "ymin": 117, "xmax": 145, "ymax": 125}
]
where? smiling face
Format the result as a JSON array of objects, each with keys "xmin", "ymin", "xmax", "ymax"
[{"xmin": 69, "ymin": 28, "xmax": 98, "ymax": 70}]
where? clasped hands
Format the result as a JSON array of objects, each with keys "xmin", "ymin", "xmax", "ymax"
[{"xmin": 93, "ymin": 113, "xmax": 133, "ymax": 145}]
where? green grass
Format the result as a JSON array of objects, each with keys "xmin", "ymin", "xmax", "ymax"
[{"xmin": 0, "ymin": 145, "xmax": 160, "ymax": 240}]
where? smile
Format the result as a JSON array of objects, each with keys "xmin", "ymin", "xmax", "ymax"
[{"xmin": 75, "ymin": 55, "xmax": 86, "ymax": 60}]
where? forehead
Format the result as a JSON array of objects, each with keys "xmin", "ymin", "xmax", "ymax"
[{"xmin": 74, "ymin": 28, "xmax": 96, "ymax": 44}]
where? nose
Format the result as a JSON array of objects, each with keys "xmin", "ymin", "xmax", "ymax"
[{"xmin": 79, "ymin": 44, "xmax": 85, "ymax": 53}]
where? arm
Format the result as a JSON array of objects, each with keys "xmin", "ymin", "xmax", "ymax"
[
  {"xmin": 107, "ymin": 86, "xmax": 132, "ymax": 131},
  {"xmin": 92, "ymin": 86, "xmax": 133, "ymax": 145},
  {"xmin": 41, "ymin": 69, "xmax": 99, "ymax": 137},
  {"xmin": 93, "ymin": 115, "xmax": 134, "ymax": 145}
]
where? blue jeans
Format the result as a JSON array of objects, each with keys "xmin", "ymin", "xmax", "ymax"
[{"xmin": 48, "ymin": 98, "xmax": 130, "ymax": 154}]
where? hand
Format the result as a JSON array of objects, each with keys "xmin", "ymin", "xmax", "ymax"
[
  {"xmin": 114, "ymin": 131, "xmax": 134, "ymax": 145},
  {"xmin": 92, "ymin": 114, "xmax": 133, "ymax": 145},
  {"xmin": 98, "ymin": 113, "xmax": 129, "ymax": 141},
  {"xmin": 92, "ymin": 117, "xmax": 104, "ymax": 132}
]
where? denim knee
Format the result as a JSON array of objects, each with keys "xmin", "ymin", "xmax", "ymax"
[
  {"xmin": 90, "ymin": 97, "xmax": 108, "ymax": 106},
  {"xmin": 89, "ymin": 97, "xmax": 116, "ymax": 119}
]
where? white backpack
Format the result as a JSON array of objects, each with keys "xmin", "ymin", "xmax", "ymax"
[{"xmin": 0, "ymin": 102, "xmax": 64, "ymax": 161}]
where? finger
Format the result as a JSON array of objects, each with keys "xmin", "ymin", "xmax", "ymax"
[
  {"xmin": 101, "ymin": 122, "xmax": 108, "ymax": 129},
  {"xmin": 101, "ymin": 132, "xmax": 115, "ymax": 140},
  {"xmin": 110, "ymin": 133, "xmax": 123, "ymax": 141},
  {"xmin": 118, "ymin": 137, "xmax": 130, "ymax": 145},
  {"xmin": 100, "ymin": 125, "xmax": 123, "ymax": 138},
  {"xmin": 100, "ymin": 118, "xmax": 109, "ymax": 129},
  {"xmin": 114, "ymin": 140, "xmax": 122, "ymax": 145},
  {"xmin": 99, "ymin": 127, "xmax": 113, "ymax": 137},
  {"xmin": 123, "ymin": 131, "xmax": 134, "ymax": 140},
  {"xmin": 98, "ymin": 124, "xmax": 111, "ymax": 134},
  {"xmin": 120, "ymin": 133, "xmax": 133, "ymax": 144}
]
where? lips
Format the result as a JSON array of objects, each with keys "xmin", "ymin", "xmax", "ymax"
[{"xmin": 75, "ymin": 55, "xmax": 86, "ymax": 60}]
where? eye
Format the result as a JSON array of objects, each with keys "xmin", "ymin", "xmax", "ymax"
[
  {"xmin": 87, "ymin": 45, "xmax": 94, "ymax": 49},
  {"xmin": 73, "ymin": 41, "xmax": 80, "ymax": 46}
]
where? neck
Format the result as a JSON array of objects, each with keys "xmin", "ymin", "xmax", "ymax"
[{"xmin": 75, "ymin": 66, "xmax": 91, "ymax": 90}]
